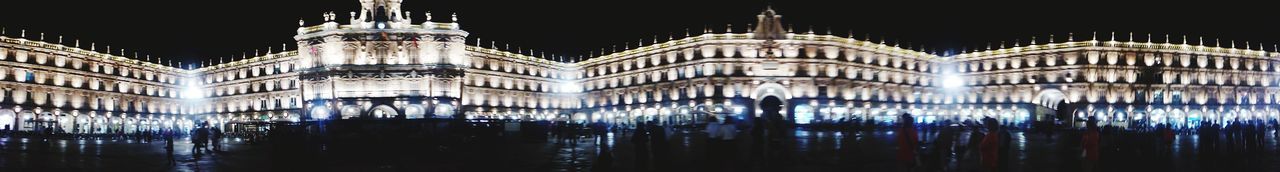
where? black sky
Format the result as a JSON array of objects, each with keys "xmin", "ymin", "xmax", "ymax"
[{"xmin": 1, "ymin": 0, "xmax": 1276, "ymax": 66}]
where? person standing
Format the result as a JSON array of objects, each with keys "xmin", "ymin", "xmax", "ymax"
[
  {"xmin": 165, "ymin": 129, "xmax": 176, "ymax": 166},
  {"xmin": 980, "ymin": 117, "xmax": 1001, "ymax": 172},
  {"xmin": 211, "ymin": 126, "xmax": 224, "ymax": 152},
  {"xmin": 897, "ymin": 113, "xmax": 919, "ymax": 171},
  {"xmin": 648, "ymin": 121, "xmax": 670, "ymax": 170},
  {"xmin": 631, "ymin": 122, "xmax": 650, "ymax": 171},
  {"xmin": 192, "ymin": 123, "xmax": 209, "ymax": 156},
  {"xmin": 718, "ymin": 117, "xmax": 740, "ymax": 171},
  {"xmin": 997, "ymin": 124, "xmax": 1012, "ymax": 172},
  {"xmin": 1081, "ymin": 117, "xmax": 1100, "ymax": 172},
  {"xmin": 928, "ymin": 122, "xmax": 957, "ymax": 172}
]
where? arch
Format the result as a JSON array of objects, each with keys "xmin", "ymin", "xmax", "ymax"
[
  {"xmin": 1034, "ymin": 89, "xmax": 1068, "ymax": 109},
  {"xmin": 433, "ymin": 103, "xmax": 456, "ymax": 117},
  {"xmin": 309, "ymin": 105, "xmax": 332, "ymax": 120},
  {"xmin": 403, "ymin": 104, "xmax": 426, "ymax": 119},
  {"xmin": 752, "ymin": 82, "xmax": 791, "ymax": 120},
  {"xmin": 340, "ymin": 105, "xmax": 362, "ymax": 119},
  {"xmin": 369, "ymin": 105, "xmax": 399, "ymax": 119},
  {"xmin": 793, "ymin": 103, "xmax": 814, "ymax": 124},
  {"xmin": 0, "ymin": 109, "xmax": 14, "ymax": 131}
]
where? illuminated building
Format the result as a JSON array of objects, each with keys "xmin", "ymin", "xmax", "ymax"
[{"xmin": 1, "ymin": 1, "xmax": 1275, "ymax": 133}]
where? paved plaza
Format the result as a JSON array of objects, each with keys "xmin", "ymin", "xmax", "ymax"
[{"xmin": 3, "ymin": 128, "xmax": 1280, "ymax": 172}]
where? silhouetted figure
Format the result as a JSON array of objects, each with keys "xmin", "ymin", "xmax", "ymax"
[
  {"xmin": 192, "ymin": 123, "xmax": 210, "ymax": 156},
  {"xmin": 928, "ymin": 121, "xmax": 957, "ymax": 172},
  {"xmin": 631, "ymin": 122, "xmax": 650, "ymax": 171},
  {"xmin": 1081, "ymin": 117, "xmax": 1100, "ymax": 172},
  {"xmin": 211, "ymin": 127, "xmax": 224, "ymax": 151},
  {"xmin": 980, "ymin": 117, "xmax": 1001, "ymax": 172},
  {"xmin": 897, "ymin": 113, "xmax": 919, "ymax": 171},
  {"xmin": 648, "ymin": 121, "xmax": 670, "ymax": 170},
  {"xmin": 997, "ymin": 124, "xmax": 1012, "ymax": 172},
  {"xmin": 165, "ymin": 130, "xmax": 176, "ymax": 166}
]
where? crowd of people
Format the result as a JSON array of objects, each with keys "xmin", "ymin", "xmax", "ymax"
[{"xmin": 7, "ymin": 114, "xmax": 1280, "ymax": 171}]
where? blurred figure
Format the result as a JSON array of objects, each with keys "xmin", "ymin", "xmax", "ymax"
[
  {"xmin": 632, "ymin": 121, "xmax": 650, "ymax": 171},
  {"xmin": 897, "ymin": 113, "xmax": 919, "ymax": 171},
  {"xmin": 1081, "ymin": 117, "xmax": 1100, "ymax": 172},
  {"xmin": 165, "ymin": 129, "xmax": 176, "ymax": 166},
  {"xmin": 192, "ymin": 122, "xmax": 210, "ymax": 156},
  {"xmin": 211, "ymin": 126, "xmax": 224, "ymax": 151},
  {"xmin": 980, "ymin": 117, "xmax": 1001, "ymax": 172},
  {"xmin": 927, "ymin": 121, "xmax": 957, "ymax": 172}
]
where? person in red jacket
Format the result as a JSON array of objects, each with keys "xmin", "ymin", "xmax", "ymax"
[
  {"xmin": 979, "ymin": 117, "xmax": 1000, "ymax": 172},
  {"xmin": 1081, "ymin": 117, "xmax": 1100, "ymax": 172},
  {"xmin": 897, "ymin": 113, "xmax": 918, "ymax": 171}
]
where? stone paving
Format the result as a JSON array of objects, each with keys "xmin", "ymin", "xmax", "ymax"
[{"xmin": 2, "ymin": 128, "xmax": 1280, "ymax": 172}]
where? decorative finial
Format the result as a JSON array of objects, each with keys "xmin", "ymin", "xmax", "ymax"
[
  {"xmin": 726, "ymin": 23, "xmax": 733, "ymax": 33},
  {"xmin": 1109, "ymin": 31, "xmax": 1115, "ymax": 41},
  {"xmin": 1146, "ymin": 33, "xmax": 1151, "ymax": 43},
  {"xmin": 1049, "ymin": 34, "xmax": 1055, "ymax": 43},
  {"xmin": 1127, "ymin": 32, "xmax": 1133, "ymax": 42},
  {"xmin": 684, "ymin": 28, "xmax": 690, "ymax": 37},
  {"xmin": 1091, "ymin": 31, "xmax": 1097, "ymax": 41},
  {"xmin": 39, "ymin": 33, "xmax": 43, "ymax": 41},
  {"xmin": 1068, "ymin": 32, "xmax": 1074, "ymax": 42},
  {"xmin": 1164, "ymin": 33, "xmax": 1170, "ymax": 43},
  {"xmin": 426, "ymin": 11, "xmax": 432, "ymax": 21},
  {"xmin": 451, "ymin": 13, "xmax": 458, "ymax": 22},
  {"xmin": 1215, "ymin": 38, "xmax": 1220, "ymax": 47},
  {"xmin": 826, "ymin": 26, "xmax": 832, "ymax": 35},
  {"xmin": 1246, "ymin": 41, "xmax": 1251, "ymax": 50},
  {"xmin": 57, "ymin": 35, "xmax": 63, "ymax": 44},
  {"xmin": 1030, "ymin": 36, "xmax": 1036, "ymax": 45},
  {"xmin": 299, "ymin": 19, "xmax": 305, "ymax": 27},
  {"xmin": 807, "ymin": 25, "xmax": 814, "ymax": 34},
  {"xmin": 787, "ymin": 24, "xmax": 794, "ymax": 33},
  {"xmin": 1014, "ymin": 39, "xmax": 1020, "ymax": 47},
  {"xmin": 21, "ymin": 29, "xmax": 26, "ymax": 38}
]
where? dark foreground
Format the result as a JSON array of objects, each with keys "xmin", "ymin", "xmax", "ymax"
[{"xmin": 2, "ymin": 126, "xmax": 1279, "ymax": 172}]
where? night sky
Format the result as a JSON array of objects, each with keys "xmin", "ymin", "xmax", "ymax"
[{"xmin": 1, "ymin": 0, "xmax": 1277, "ymax": 66}]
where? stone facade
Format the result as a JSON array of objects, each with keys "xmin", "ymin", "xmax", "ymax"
[{"xmin": 2, "ymin": 2, "xmax": 1275, "ymax": 133}]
